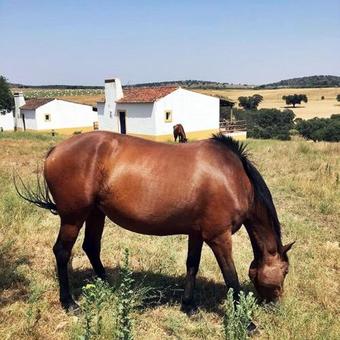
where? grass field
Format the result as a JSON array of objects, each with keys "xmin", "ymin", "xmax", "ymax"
[
  {"xmin": 0, "ymin": 132, "xmax": 339, "ymax": 339},
  {"xmin": 197, "ymin": 87, "xmax": 340, "ymax": 119}
]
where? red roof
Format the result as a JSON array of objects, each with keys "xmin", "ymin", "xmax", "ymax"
[
  {"xmin": 20, "ymin": 98, "xmax": 54, "ymax": 110},
  {"xmin": 117, "ymin": 86, "xmax": 177, "ymax": 103}
]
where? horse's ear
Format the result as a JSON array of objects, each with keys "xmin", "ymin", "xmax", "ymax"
[{"xmin": 283, "ymin": 241, "xmax": 295, "ymax": 254}]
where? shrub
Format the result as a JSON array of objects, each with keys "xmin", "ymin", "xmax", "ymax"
[
  {"xmin": 296, "ymin": 117, "xmax": 340, "ymax": 142},
  {"xmin": 330, "ymin": 114, "xmax": 340, "ymax": 120},
  {"xmin": 233, "ymin": 108, "xmax": 295, "ymax": 140},
  {"xmin": 223, "ymin": 289, "xmax": 258, "ymax": 340}
]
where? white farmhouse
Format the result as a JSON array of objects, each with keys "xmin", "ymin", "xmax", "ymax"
[
  {"xmin": 97, "ymin": 78, "xmax": 220, "ymax": 141},
  {"xmin": 0, "ymin": 110, "xmax": 14, "ymax": 131},
  {"xmin": 18, "ymin": 98, "xmax": 98, "ymax": 134}
]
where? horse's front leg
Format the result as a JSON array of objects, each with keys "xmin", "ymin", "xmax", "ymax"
[
  {"xmin": 206, "ymin": 230, "xmax": 240, "ymax": 300},
  {"xmin": 181, "ymin": 234, "xmax": 203, "ymax": 313}
]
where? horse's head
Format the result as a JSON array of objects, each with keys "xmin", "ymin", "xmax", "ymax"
[{"xmin": 249, "ymin": 242, "xmax": 294, "ymax": 302}]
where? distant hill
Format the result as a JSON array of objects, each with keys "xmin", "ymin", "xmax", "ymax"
[
  {"xmin": 125, "ymin": 80, "xmax": 252, "ymax": 89},
  {"xmin": 10, "ymin": 83, "xmax": 103, "ymax": 89},
  {"xmin": 10, "ymin": 80, "xmax": 253, "ymax": 90},
  {"xmin": 259, "ymin": 75, "xmax": 340, "ymax": 89}
]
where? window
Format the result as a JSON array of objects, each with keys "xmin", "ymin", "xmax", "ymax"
[
  {"xmin": 45, "ymin": 114, "xmax": 51, "ymax": 122},
  {"xmin": 165, "ymin": 110, "xmax": 172, "ymax": 122}
]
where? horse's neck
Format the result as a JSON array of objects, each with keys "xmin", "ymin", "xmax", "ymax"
[{"xmin": 245, "ymin": 214, "xmax": 282, "ymax": 262}]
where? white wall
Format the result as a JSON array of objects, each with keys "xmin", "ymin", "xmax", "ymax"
[
  {"xmin": 18, "ymin": 109, "xmax": 37, "ymax": 130},
  {"xmin": 0, "ymin": 111, "xmax": 14, "ymax": 131},
  {"xmin": 36, "ymin": 100, "xmax": 97, "ymax": 130},
  {"xmin": 98, "ymin": 101, "xmax": 118, "ymax": 131},
  {"xmin": 154, "ymin": 88, "xmax": 219, "ymax": 136},
  {"xmin": 19, "ymin": 99, "xmax": 98, "ymax": 130},
  {"xmin": 116, "ymin": 103, "xmax": 154, "ymax": 135}
]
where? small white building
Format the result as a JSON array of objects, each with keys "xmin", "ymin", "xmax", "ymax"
[
  {"xmin": 18, "ymin": 98, "xmax": 98, "ymax": 134},
  {"xmin": 97, "ymin": 78, "xmax": 220, "ymax": 141},
  {"xmin": 0, "ymin": 110, "xmax": 14, "ymax": 131}
]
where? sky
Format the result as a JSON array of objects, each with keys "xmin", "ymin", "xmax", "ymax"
[{"xmin": 0, "ymin": 0, "xmax": 339, "ymax": 86}]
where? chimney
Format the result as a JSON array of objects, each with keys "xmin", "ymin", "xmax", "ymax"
[
  {"xmin": 14, "ymin": 92, "xmax": 25, "ymax": 130},
  {"xmin": 104, "ymin": 78, "xmax": 123, "ymax": 103}
]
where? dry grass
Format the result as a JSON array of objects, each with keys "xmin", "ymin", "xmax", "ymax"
[
  {"xmin": 57, "ymin": 95, "xmax": 104, "ymax": 107},
  {"xmin": 197, "ymin": 87, "xmax": 340, "ymax": 119},
  {"xmin": 0, "ymin": 132, "xmax": 339, "ymax": 339}
]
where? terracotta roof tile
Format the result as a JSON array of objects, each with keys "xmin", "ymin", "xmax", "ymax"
[
  {"xmin": 117, "ymin": 86, "xmax": 177, "ymax": 103},
  {"xmin": 20, "ymin": 98, "xmax": 54, "ymax": 110}
]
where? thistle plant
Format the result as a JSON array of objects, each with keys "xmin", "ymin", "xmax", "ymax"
[
  {"xmin": 115, "ymin": 248, "xmax": 135, "ymax": 340},
  {"xmin": 223, "ymin": 289, "xmax": 258, "ymax": 340},
  {"xmin": 80, "ymin": 278, "xmax": 111, "ymax": 340}
]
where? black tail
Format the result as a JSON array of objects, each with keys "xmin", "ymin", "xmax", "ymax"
[
  {"xmin": 212, "ymin": 133, "xmax": 281, "ymax": 241},
  {"xmin": 14, "ymin": 170, "xmax": 58, "ymax": 215}
]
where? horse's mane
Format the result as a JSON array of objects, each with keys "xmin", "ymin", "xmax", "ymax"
[{"xmin": 211, "ymin": 133, "xmax": 282, "ymax": 245}]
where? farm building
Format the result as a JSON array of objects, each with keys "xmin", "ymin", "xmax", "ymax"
[
  {"xmin": 97, "ymin": 78, "xmax": 220, "ymax": 141},
  {"xmin": 0, "ymin": 110, "xmax": 14, "ymax": 131},
  {"xmin": 17, "ymin": 98, "xmax": 98, "ymax": 134}
]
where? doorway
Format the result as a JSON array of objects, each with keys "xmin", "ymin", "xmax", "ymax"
[{"xmin": 119, "ymin": 111, "xmax": 126, "ymax": 134}]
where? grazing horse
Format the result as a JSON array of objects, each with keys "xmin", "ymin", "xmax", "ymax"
[
  {"xmin": 173, "ymin": 124, "xmax": 188, "ymax": 143},
  {"xmin": 16, "ymin": 132, "xmax": 294, "ymax": 312}
]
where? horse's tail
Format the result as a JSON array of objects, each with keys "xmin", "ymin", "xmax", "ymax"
[
  {"xmin": 14, "ymin": 147, "xmax": 58, "ymax": 215},
  {"xmin": 212, "ymin": 133, "xmax": 281, "ymax": 239}
]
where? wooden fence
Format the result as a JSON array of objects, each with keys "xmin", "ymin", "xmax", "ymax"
[{"xmin": 219, "ymin": 120, "xmax": 247, "ymax": 133}]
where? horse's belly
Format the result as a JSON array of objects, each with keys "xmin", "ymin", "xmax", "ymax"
[{"xmin": 105, "ymin": 211, "xmax": 195, "ymax": 236}]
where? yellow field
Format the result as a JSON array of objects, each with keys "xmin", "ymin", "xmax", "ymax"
[
  {"xmin": 58, "ymin": 95, "xmax": 104, "ymax": 106},
  {"xmin": 197, "ymin": 87, "xmax": 340, "ymax": 119}
]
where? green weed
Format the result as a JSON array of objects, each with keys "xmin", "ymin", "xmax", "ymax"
[
  {"xmin": 115, "ymin": 249, "xmax": 135, "ymax": 340},
  {"xmin": 223, "ymin": 289, "xmax": 258, "ymax": 340}
]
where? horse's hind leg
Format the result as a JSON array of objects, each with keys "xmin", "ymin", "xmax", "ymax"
[
  {"xmin": 53, "ymin": 218, "xmax": 83, "ymax": 312},
  {"xmin": 181, "ymin": 234, "xmax": 203, "ymax": 313},
  {"xmin": 206, "ymin": 230, "xmax": 240, "ymax": 300},
  {"xmin": 82, "ymin": 208, "xmax": 106, "ymax": 279}
]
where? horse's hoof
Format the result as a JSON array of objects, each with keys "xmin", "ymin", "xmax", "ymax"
[
  {"xmin": 247, "ymin": 321, "xmax": 258, "ymax": 336},
  {"xmin": 62, "ymin": 300, "xmax": 80, "ymax": 315},
  {"xmin": 97, "ymin": 273, "xmax": 108, "ymax": 281},
  {"xmin": 181, "ymin": 301, "xmax": 198, "ymax": 316}
]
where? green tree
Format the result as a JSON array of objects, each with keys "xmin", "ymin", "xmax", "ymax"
[
  {"xmin": 238, "ymin": 94, "xmax": 263, "ymax": 110},
  {"xmin": 296, "ymin": 117, "xmax": 340, "ymax": 142},
  {"xmin": 233, "ymin": 108, "xmax": 295, "ymax": 140},
  {"xmin": 336, "ymin": 94, "xmax": 340, "ymax": 102},
  {"xmin": 282, "ymin": 94, "xmax": 308, "ymax": 108},
  {"xmin": 0, "ymin": 76, "xmax": 14, "ymax": 112}
]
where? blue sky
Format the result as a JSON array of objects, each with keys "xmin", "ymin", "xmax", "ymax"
[{"xmin": 0, "ymin": 0, "xmax": 339, "ymax": 85}]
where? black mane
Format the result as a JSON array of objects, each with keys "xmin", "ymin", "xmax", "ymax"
[{"xmin": 211, "ymin": 133, "xmax": 282, "ymax": 244}]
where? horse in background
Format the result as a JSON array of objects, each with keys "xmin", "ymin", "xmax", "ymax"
[{"xmin": 173, "ymin": 124, "xmax": 188, "ymax": 143}]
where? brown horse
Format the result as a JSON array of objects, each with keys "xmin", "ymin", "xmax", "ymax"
[
  {"xmin": 173, "ymin": 124, "xmax": 188, "ymax": 143},
  {"xmin": 17, "ymin": 132, "xmax": 294, "ymax": 312}
]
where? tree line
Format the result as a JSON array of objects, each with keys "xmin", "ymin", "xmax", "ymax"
[{"xmin": 258, "ymin": 75, "xmax": 340, "ymax": 89}]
